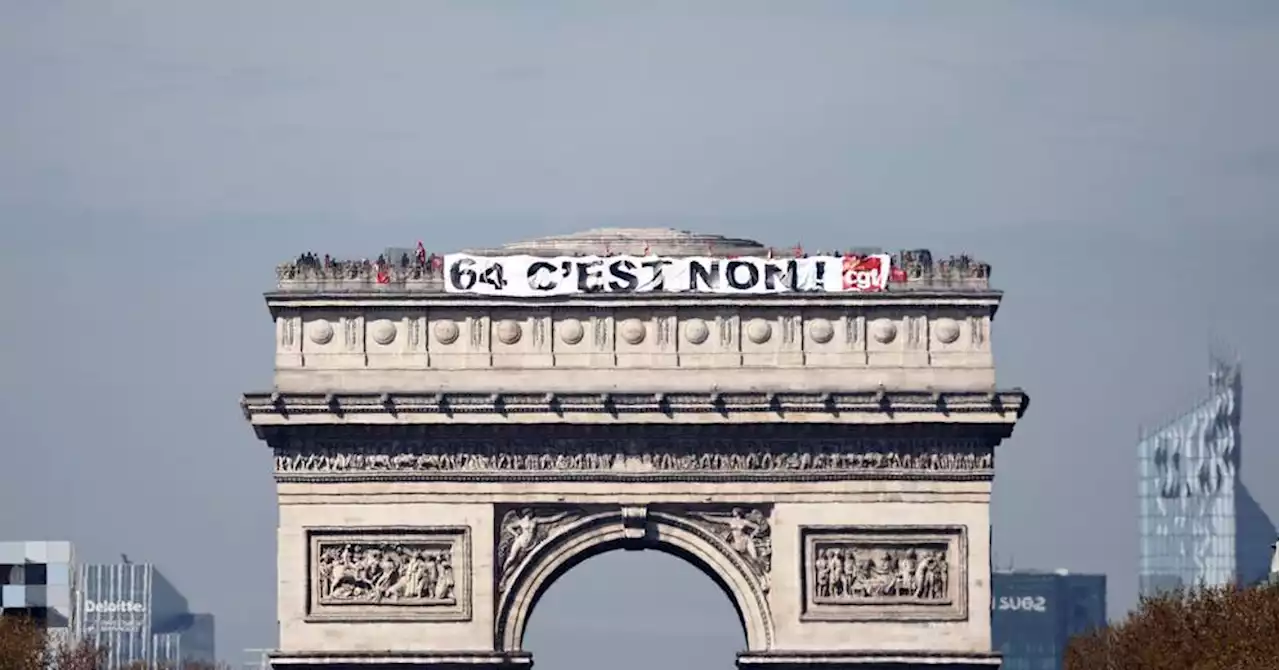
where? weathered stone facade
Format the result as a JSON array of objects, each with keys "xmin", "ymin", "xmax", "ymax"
[{"xmin": 244, "ymin": 228, "xmax": 1027, "ymax": 670}]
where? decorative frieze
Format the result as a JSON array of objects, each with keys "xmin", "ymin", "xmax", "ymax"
[
  {"xmin": 273, "ymin": 437, "xmax": 994, "ymax": 481},
  {"xmin": 307, "ymin": 527, "xmax": 471, "ymax": 622},
  {"xmin": 800, "ymin": 526, "xmax": 967, "ymax": 622}
]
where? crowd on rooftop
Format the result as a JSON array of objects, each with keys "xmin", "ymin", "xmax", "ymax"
[
  {"xmin": 279, "ymin": 242, "xmax": 989, "ymax": 284},
  {"xmin": 289, "ymin": 242, "xmax": 445, "ymax": 283}
]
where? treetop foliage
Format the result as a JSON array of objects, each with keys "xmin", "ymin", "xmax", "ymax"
[
  {"xmin": 0, "ymin": 615, "xmax": 229, "ymax": 670},
  {"xmin": 1064, "ymin": 582, "xmax": 1279, "ymax": 670}
]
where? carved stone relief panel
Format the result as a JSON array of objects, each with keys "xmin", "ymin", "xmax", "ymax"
[
  {"xmin": 363, "ymin": 312, "xmax": 430, "ymax": 369},
  {"xmin": 800, "ymin": 525, "xmax": 967, "ymax": 622},
  {"xmin": 426, "ymin": 311, "xmax": 489, "ymax": 369},
  {"xmin": 678, "ymin": 310, "xmax": 736, "ymax": 368},
  {"xmin": 678, "ymin": 505, "xmax": 773, "ymax": 592},
  {"xmin": 969, "ymin": 315, "xmax": 989, "ymax": 350},
  {"xmin": 741, "ymin": 311, "xmax": 801, "ymax": 366},
  {"xmin": 903, "ymin": 313, "xmax": 927, "ymax": 351},
  {"xmin": 490, "ymin": 312, "xmax": 552, "ymax": 369},
  {"xmin": 298, "ymin": 313, "xmax": 367, "ymax": 368},
  {"xmin": 276, "ymin": 313, "xmax": 302, "ymax": 366},
  {"xmin": 802, "ymin": 310, "xmax": 861, "ymax": 367},
  {"xmin": 340, "ymin": 316, "xmax": 363, "ymax": 352},
  {"xmin": 614, "ymin": 311, "xmax": 676, "ymax": 368},
  {"xmin": 306, "ymin": 526, "xmax": 472, "ymax": 622},
  {"xmin": 495, "ymin": 505, "xmax": 590, "ymax": 589},
  {"xmin": 551, "ymin": 310, "xmax": 612, "ymax": 369},
  {"xmin": 278, "ymin": 315, "xmax": 301, "ymax": 352}
]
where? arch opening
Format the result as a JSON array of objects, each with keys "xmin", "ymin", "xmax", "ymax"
[
  {"xmin": 496, "ymin": 509, "xmax": 773, "ymax": 654},
  {"xmin": 521, "ymin": 548, "xmax": 748, "ymax": 669}
]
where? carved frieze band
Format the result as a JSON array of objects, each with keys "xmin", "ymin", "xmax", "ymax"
[
  {"xmin": 306, "ymin": 526, "xmax": 472, "ymax": 622},
  {"xmin": 800, "ymin": 525, "xmax": 968, "ymax": 622},
  {"xmin": 274, "ymin": 438, "xmax": 994, "ymax": 482}
]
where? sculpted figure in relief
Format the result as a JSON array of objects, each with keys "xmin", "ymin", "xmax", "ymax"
[
  {"xmin": 498, "ymin": 508, "xmax": 575, "ymax": 583},
  {"xmin": 812, "ymin": 545, "xmax": 948, "ymax": 604},
  {"xmin": 317, "ymin": 542, "xmax": 455, "ymax": 605},
  {"xmin": 688, "ymin": 507, "xmax": 773, "ymax": 590}
]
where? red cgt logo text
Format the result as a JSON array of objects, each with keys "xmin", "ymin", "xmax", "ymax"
[{"xmin": 841, "ymin": 255, "xmax": 891, "ymax": 292}]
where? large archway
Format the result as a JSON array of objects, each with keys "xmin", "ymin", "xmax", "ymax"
[
  {"xmin": 249, "ymin": 228, "xmax": 1026, "ymax": 670},
  {"xmin": 496, "ymin": 507, "xmax": 773, "ymax": 653},
  {"xmin": 523, "ymin": 550, "xmax": 747, "ymax": 669}
]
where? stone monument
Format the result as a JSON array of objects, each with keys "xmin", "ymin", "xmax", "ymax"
[{"xmin": 244, "ymin": 227, "xmax": 1028, "ymax": 669}]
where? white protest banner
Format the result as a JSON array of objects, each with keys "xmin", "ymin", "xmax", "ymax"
[{"xmin": 443, "ymin": 253, "xmax": 891, "ymax": 296}]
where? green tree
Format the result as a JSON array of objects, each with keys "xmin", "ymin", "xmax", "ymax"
[{"xmin": 1064, "ymin": 582, "xmax": 1279, "ymax": 670}]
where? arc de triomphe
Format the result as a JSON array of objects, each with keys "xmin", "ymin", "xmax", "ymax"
[{"xmin": 242, "ymin": 228, "xmax": 1027, "ymax": 670}]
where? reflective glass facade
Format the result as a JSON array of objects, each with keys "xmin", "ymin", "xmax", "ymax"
[
  {"xmin": 991, "ymin": 571, "xmax": 1106, "ymax": 670},
  {"xmin": 1137, "ymin": 362, "xmax": 1275, "ymax": 595}
]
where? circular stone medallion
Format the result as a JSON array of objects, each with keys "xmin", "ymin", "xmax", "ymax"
[
  {"xmin": 934, "ymin": 318, "xmax": 961, "ymax": 344},
  {"xmin": 619, "ymin": 318, "xmax": 646, "ymax": 345},
  {"xmin": 745, "ymin": 318, "xmax": 773, "ymax": 344},
  {"xmin": 559, "ymin": 318, "xmax": 585, "ymax": 345},
  {"xmin": 433, "ymin": 320, "xmax": 460, "ymax": 345},
  {"xmin": 309, "ymin": 319, "xmax": 334, "ymax": 345},
  {"xmin": 684, "ymin": 318, "xmax": 710, "ymax": 345},
  {"xmin": 370, "ymin": 319, "xmax": 397, "ymax": 346},
  {"xmin": 807, "ymin": 318, "xmax": 834, "ymax": 344},
  {"xmin": 496, "ymin": 319, "xmax": 523, "ymax": 345},
  {"xmin": 870, "ymin": 318, "xmax": 898, "ymax": 344}
]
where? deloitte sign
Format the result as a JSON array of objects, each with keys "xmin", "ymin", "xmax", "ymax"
[
  {"xmin": 82, "ymin": 600, "xmax": 147, "ymax": 634},
  {"xmin": 85, "ymin": 600, "xmax": 145, "ymax": 615}
]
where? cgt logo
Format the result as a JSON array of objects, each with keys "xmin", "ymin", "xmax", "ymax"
[
  {"xmin": 84, "ymin": 600, "xmax": 145, "ymax": 615},
  {"xmin": 840, "ymin": 255, "xmax": 890, "ymax": 292}
]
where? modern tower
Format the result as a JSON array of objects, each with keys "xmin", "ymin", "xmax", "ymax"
[{"xmin": 1137, "ymin": 357, "xmax": 1276, "ymax": 595}]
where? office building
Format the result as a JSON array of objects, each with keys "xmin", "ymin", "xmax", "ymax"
[
  {"xmin": 1137, "ymin": 358, "xmax": 1277, "ymax": 595},
  {"xmin": 991, "ymin": 569, "xmax": 1107, "ymax": 670},
  {"xmin": 0, "ymin": 540, "xmax": 75, "ymax": 649},
  {"xmin": 77, "ymin": 562, "xmax": 216, "ymax": 668}
]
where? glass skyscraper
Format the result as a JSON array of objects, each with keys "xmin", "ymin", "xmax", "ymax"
[{"xmin": 1137, "ymin": 358, "xmax": 1276, "ymax": 595}]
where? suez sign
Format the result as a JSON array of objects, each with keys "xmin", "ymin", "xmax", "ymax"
[
  {"xmin": 443, "ymin": 253, "xmax": 892, "ymax": 297},
  {"xmin": 83, "ymin": 600, "xmax": 146, "ymax": 615},
  {"xmin": 991, "ymin": 595, "xmax": 1049, "ymax": 613}
]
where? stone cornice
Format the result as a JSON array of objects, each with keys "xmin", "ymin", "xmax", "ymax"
[{"xmin": 242, "ymin": 389, "xmax": 1029, "ymax": 430}]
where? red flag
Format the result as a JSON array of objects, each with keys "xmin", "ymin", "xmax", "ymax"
[
  {"xmin": 376, "ymin": 264, "xmax": 391, "ymax": 284},
  {"xmin": 841, "ymin": 255, "xmax": 890, "ymax": 292},
  {"xmin": 889, "ymin": 265, "xmax": 908, "ymax": 283}
]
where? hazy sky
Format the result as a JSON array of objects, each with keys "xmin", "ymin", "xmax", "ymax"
[{"xmin": 1, "ymin": 2, "xmax": 1275, "ymax": 669}]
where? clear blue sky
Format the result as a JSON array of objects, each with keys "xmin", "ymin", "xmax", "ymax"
[{"xmin": 1, "ymin": 2, "xmax": 1275, "ymax": 669}]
